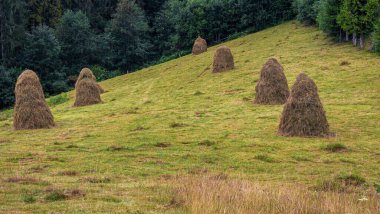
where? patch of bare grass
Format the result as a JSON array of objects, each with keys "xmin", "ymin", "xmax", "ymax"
[{"xmin": 169, "ymin": 174, "xmax": 379, "ymax": 214}]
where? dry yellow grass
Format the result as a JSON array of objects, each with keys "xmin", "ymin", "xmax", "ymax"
[{"xmin": 171, "ymin": 174, "xmax": 380, "ymax": 214}]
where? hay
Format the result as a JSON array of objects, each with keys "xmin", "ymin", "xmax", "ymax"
[
  {"xmin": 76, "ymin": 68, "xmax": 104, "ymax": 94},
  {"xmin": 74, "ymin": 68, "xmax": 102, "ymax": 107},
  {"xmin": 192, "ymin": 36, "xmax": 207, "ymax": 55},
  {"xmin": 254, "ymin": 58, "xmax": 289, "ymax": 104},
  {"xmin": 13, "ymin": 70, "xmax": 55, "ymax": 130},
  {"xmin": 212, "ymin": 46, "xmax": 234, "ymax": 72},
  {"xmin": 278, "ymin": 73, "xmax": 330, "ymax": 137}
]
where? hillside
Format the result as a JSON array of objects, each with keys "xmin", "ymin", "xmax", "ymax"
[{"xmin": 0, "ymin": 21, "xmax": 379, "ymax": 213}]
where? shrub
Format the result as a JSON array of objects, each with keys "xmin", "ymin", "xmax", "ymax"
[{"xmin": 48, "ymin": 93, "xmax": 69, "ymax": 106}]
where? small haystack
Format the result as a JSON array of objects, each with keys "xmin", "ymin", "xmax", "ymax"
[
  {"xmin": 278, "ymin": 73, "xmax": 330, "ymax": 137},
  {"xmin": 74, "ymin": 68, "xmax": 102, "ymax": 107},
  {"xmin": 254, "ymin": 58, "xmax": 289, "ymax": 105},
  {"xmin": 192, "ymin": 36, "xmax": 207, "ymax": 55},
  {"xmin": 13, "ymin": 70, "xmax": 55, "ymax": 130},
  {"xmin": 212, "ymin": 46, "xmax": 234, "ymax": 72},
  {"xmin": 76, "ymin": 68, "xmax": 104, "ymax": 94}
]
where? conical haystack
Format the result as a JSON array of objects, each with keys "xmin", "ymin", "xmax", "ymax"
[
  {"xmin": 212, "ymin": 46, "xmax": 234, "ymax": 72},
  {"xmin": 13, "ymin": 70, "xmax": 55, "ymax": 130},
  {"xmin": 254, "ymin": 58, "xmax": 289, "ymax": 104},
  {"xmin": 74, "ymin": 68, "xmax": 102, "ymax": 107},
  {"xmin": 76, "ymin": 68, "xmax": 104, "ymax": 94},
  {"xmin": 192, "ymin": 36, "xmax": 207, "ymax": 55},
  {"xmin": 278, "ymin": 73, "xmax": 330, "ymax": 137}
]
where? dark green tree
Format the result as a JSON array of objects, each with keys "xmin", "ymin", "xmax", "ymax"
[
  {"xmin": 317, "ymin": 0, "xmax": 343, "ymax": 40},
  {"xmin": 22, "ymin": 25, "xmax": 67, "ymax": 95},
  {"xmin": 338, "ymin": 0, "xmax": 380, "ymax": 48},
  {"xmin": 293, "ymin": 0, "xmax": 320, "ymax": 25},
  {"xmin": 374, "ymin": 18, "xmax": 380, "ymax": 53},
  {"xmin": 0, "ymin": 66, "xmax": 23, "ymax": 108},
  {"xmin": 0, "ymin": 0, "xmax": 27, "ymax": 66},
  {"xmin": 56, "ymin": 10, "xmax": 94, "ymax": 76},
  {"xmin": 28, "ymin": 0, "xmax": 63, "ymax": 28},
  {"xmin": 107, "ymin": 0, "xmax": 151, "ymax": 71}
]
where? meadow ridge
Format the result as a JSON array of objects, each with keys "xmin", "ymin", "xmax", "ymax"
[{"xmin": 0, "ymin": 21, "xmax": 379, "ymax": 213}]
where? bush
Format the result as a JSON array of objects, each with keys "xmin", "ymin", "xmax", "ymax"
[
  {"xmin": 0, "ymin": 67, "xmax": 23, "ymax": 109},
  {"xmin": 48, "ymin": 93, "xmax": 69, "ymax": 106},
  {"xmin": 90, "ymin": 65, "xmax": 122, "ymax": 81}
]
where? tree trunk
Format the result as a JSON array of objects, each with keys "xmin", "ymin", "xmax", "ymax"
[
  {"xmin": 339, "ymin": 29, "xmax": 342, "ymax": 42},
  {"xmin": 359, "ymin": 34, "xmax": 364, "ymax": 49},
  {"xmin": 345, "ymin": 31, "xmax": 349, "ymax": 41},
  {"xmin": 352, "ymin": 33, "xmax": 357, "ymax": 46}
]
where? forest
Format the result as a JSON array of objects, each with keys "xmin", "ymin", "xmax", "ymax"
[{"xmin": 0, "ymin": 0, "xmax": 379, "ymax": 109}]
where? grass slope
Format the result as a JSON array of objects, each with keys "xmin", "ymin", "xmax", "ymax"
[{"xmin": 0, "ymin": 21, "xmax": 379, "ymax": 213}]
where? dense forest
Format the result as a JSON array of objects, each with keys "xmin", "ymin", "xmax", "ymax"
[{"xmin": 0, "ymin": 0, "xmax": 379, "ymax": 109}]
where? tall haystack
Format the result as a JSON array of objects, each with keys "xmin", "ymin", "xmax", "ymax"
[
  {"xmin": 254, "ymin": 58, "xmax": 289, "ymax": 104},
  {"xmin": 76, "ymin": 68, "xmax": 104, "ymax": 94},
  {"xmin": 278, "ymin": 73, "xmax": 330, "ymax": 137},
  {"xmin": 192, "ymin": 36, "xmax": 207, "ymax": 55},
  {"xmin": 13, "ymin": 70, "xmax": 55, "ymax": 130},
  {"xmin": 74, "ymin": 68, "xmax": 102, "ymax": 107},
  {"xmin": 212, "ymin": 46, "xmax": 234, "ymax": 72}
]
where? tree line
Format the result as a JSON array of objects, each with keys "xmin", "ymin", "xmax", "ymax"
[{"xmin": 294, "ymin": 0, "xmax": 380, "ymax": 49}]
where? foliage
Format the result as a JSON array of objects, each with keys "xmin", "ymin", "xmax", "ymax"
[
  {"xmin": 0, "ymin": 0, "xmax": 28, "ymax": 66},
  {"xmin": 293, "ymin": 0, "xmax": 320, "ymax": 25},
  {"xmin": 0, "ymin": 66, "xmax": 22, "ymax": 108},
  {"xmin": 374, "ymin": 18, "xmax": 380, "ymax": 53},
  {"xmin": 48, "ymin": 93, "xmax": 69, "ymax": 106},
  {"xmin": 90, "ymin": 65, "xmax": 122, "ymax": 81},
  {"xmin": 337, "ymin": 0, "xmax": 380, "ymax": 35},
  {"xmin": 56, "ymin": 10, "xmax": 94, "ymax": 76},
  {"xmin": 107, "ymin": 0, "xmax": 151, "ymax": 71},
  {"xmin": 21, "ymin": 25, "xmax": 67, "ymax": 95},
  {"xmin": 317, "ymin": 0, "xmax": 343, "ymax": 38}
]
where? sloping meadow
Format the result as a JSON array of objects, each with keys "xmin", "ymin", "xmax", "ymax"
[{"xmin": 0, "ymin": 21, "xmax": 379, "ymax": 213}]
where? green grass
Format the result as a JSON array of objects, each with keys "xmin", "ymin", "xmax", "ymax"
[{"xmin": 0, "ymin": 21, "xmax": 379, "ymax": 213}]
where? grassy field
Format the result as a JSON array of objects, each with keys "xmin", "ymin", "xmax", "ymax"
[{"xmin": 0, "ymin": 21, "xmax": 379, "ymax": 213}]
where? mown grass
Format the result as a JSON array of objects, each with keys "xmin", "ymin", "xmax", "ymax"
[{"xmin": 0, "ymin": 21, "xmax": 379, "ymax": 213}]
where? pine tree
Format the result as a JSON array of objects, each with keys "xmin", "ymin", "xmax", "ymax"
[
  {"xmin": 317, "ymin": 0, "xmax": 343, "ymax": 40},
  {"xmin": 107, "ymin": 0, "xmax": 150, "ymax": 70},
  {"xmin": 0, "ymin": 0, "xmax": 27, "ymax": 66},
  {"xmin": 338, "ymin": 0, "xmax": 380, "ymax": 48},
  {"xmin": 22, "ymin": 25, "xmax": 67, "ymax": 95},
  {"xmin": 56, "ymin": 10, "xmax": 94, "ymax": 76}
]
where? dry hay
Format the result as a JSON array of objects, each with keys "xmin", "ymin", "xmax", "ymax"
[
  {"xmin": 74, "ymin": 68, "xmax": 102, "ymax": 107},
  {"xmin": 192, "ymin": 36, "xmax": 207, "ymax": 55},
  {"xmin": 76, "ymin": 68, "xmax": 104, "ymax": 94},
  {"xmin": 212, "ymin": 46, "xmax": 234, "ymax": 72},
  {"xmin": 278, "ymin": 72, "xmax": 330, "ymax": 137},
  {"xmin": 254, "ymin": 58, "xmax": 289, "ymax": 104},
  {"xmin": 13, "ymin": 70, "xmax": 55, "ymax": 130}
]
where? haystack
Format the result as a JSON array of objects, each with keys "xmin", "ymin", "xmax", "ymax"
[
  {"xmin": 13, "ymin": 70, "xmax": 55, "ymax": 130},
  {"xmin": 76, "ymin": 68, "xmax": 104, "ymax": 94},
  {"xmin": 278, "ymin": 73, "xmax": 330, "ymax": 137},
  {"xmin": 254, "ymin": 58, "xmax": 289, "ymax": 104},
  {"xmin": 192, "ymin": 36, "xmax": 207, "ymax": 55},
  {"xmin": 212, "ymin": 46, "xmax": 234, "ymax": 72},
  {"xmin": 74, "ymin": 68, "xmax": 102, "ymax": 107}
]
